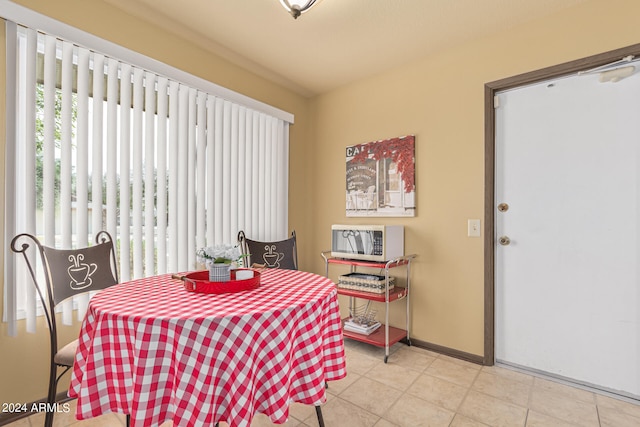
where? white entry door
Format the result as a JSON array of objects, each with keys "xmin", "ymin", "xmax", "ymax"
[{"xmin": 495, "ymin": 66, "xmax": 640, "ymax": 398}]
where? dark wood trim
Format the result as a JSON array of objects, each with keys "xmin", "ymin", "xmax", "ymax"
[
  {"xmin": 485, "ymin": 43, "xmax": 640, "ymax": 92},
  {"xmin": 483, "ymin": 83, "xmax": 496, "ymax": 366},
  {"xmin": 484, "ymin": 43, "xmax": 640, "ymax": 367},
  {"xmin": 410, "ymin": 338, "xmax": 484, "ymax": 366}
]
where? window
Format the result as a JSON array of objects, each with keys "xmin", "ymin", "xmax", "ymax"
[{"xmin": 4, "ymin": 21, "xmax": 292, "ymax": 335}]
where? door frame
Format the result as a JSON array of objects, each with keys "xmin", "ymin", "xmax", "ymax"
[{"xmin": 483, "ymin": 43, "xmax": 640, "ymax": 366}]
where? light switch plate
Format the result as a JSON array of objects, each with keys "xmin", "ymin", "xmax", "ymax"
[{"xmin": 468, "ymin": 219, "xmax": 481, "ymax": 237}]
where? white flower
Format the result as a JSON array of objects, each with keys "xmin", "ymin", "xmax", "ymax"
[{"xmin": 196, "ymin": 244, "xmax": 243, "ymax": 267}]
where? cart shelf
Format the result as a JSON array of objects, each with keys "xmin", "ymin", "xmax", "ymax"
[
  {"xmin": 336, "ymin": 286, "xmax": 407, "ymax": 303},
  {"xmin": 341, "ymin": 318, "xmax": 408, "ymax": 348},
  {"xmin": 326, "ymin": 257, "xmax": 411, "ymax": 269}
]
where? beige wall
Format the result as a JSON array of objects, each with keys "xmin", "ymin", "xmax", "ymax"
[
  {"xmin": 308, "ymin": 0, "xmax": 640, "ymax": 356},
  {"xmin": 2, "ymin": 0, "xmax": 640, "ymax": 406}
]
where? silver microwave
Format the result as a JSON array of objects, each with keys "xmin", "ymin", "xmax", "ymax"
[{"xmin": 331, "ymin": 224, "xmax": 404, "ymax": 262}]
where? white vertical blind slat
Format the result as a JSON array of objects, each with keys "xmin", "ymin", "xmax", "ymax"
[
  {"xmin": 167, "ymin": 81, "xmax": 179, "ymax": 273},
  {"xmin": 258, "ymin": 115, "xmax": 267, "ymax": 239},
  {"xmin": 281, "ymin": 123, "xmax": 290, "ymax": 236},
  {"xmin": 214, "ymin": 98, "xmax": 224, "ymax": 245},
  {"xmin": 106, "ymin": 58, "xmax": 119, "ymax": 242},
  {"xmin": 91, "ymin": 54, "xmax": 105, "ymax": 237},
  {"xmin": 177, "ymin": 84, "xmax": 189, "ymax": 270},
  {"xmin": 243, "ymin": 110, "xmax": 253, "ymax": 234},
  {"xmin": 274, "ymin": 122, "xmax": 282, "ymax": 238},
  {"xmin": 196, "ymin": 92, "xmax": 207, "ymax": 252},
  {"xmin": 119, "ymin": 64, "xmax": 132, "ymax": 281},
  {"xmin": 230, "ymin": 104, "xmax": 239, "ymax": 238},
  {"xmin": 251, "ymin": 113, "xmax": 260, "ymax": 236},
  {"xmin": 132, "ymin": 68, "xmax": 144, "ymax": 278},
  {"xmin": 222, "ymin": 101, "xmax": 232, "ymax": 243},
  {"xmin": 41, "ymin": 33, "xmax": 58, "ymax": 327},
  {"xmin": 144, "ymin": 72, "xmax": 156, "ymax": 276},
  {"xmin": 270, "ymin": 119, "xmax": 282, "ymax": 238},
  {"xmin": 237, "ymin": 107, "xmax": 246, "ymax": 234},
  {"xmin": 60, "ymin": 41, "xmax": 73, "ymax": 249},
  {"xmin": 76, "ymin": 48, "xmax": 90, "ymax": 246},
  {"xmin": 206, "ymin": 96, "xmax": 215, "ymax": 247},
  {"xmin": 60, "ymin": 41, "xmax": 74, "ymax": 325},
  {"xmin": 187, "ymin": 88, "xmax": 197, "ymax": 268},
  {"xmin": 4, "ymin": 22, "xmax": 18, "ymax": 335},
  {"xmin": 156, "ymin": 77, "xmax": 169, "ymax": 274},
  {"xmin": 22, "ymin": 28, "xmax": 37, "ymax": 332},
  {"xmin": 59, "ymin": 42, "xmax": 74, "ymax": 325},
  {"xmin": 264, "ymin": 118, "xmax": 273, "ymax": 240},
  {"xmin": 43, "ymin": 35, "xmax": 56, "ymax": 246}
]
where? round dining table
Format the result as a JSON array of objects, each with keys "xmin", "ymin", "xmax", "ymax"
[{"xmin": 68, "ymin": 268, "xmax": 346, "ymax": 427}]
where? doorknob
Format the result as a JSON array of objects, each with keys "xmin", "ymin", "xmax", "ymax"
[
  {"xmin": 497, "ymin": 203, "xmax": 509, "ymax": 212},
  {"xmin": 498, "ymin": 236, "xmax": 511, "ymax": 246}
]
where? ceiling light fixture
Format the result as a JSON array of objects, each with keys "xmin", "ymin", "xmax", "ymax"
[{"xmin": 279, "ymin": 0, "xmax": 320, "ymax": 19}]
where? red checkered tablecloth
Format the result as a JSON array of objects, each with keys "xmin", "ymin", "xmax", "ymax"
[{"xmin": 68, "ymin": 268, "xmax": 346, "ymax": 427}]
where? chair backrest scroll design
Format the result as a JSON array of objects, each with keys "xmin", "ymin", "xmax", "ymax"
[
  {"xmin": 10, "ymin": 231, "xmax": 119, "ymax": 336},
  {"xmin": 10, "ymin": 234, "xmax": 56, "ymax": 335}
]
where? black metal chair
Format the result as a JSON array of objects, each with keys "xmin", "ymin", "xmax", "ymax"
[
  {"xmin": 237, "ymin": 230, "xmax": 328, "ymax": 425},
  {"xmin": 10, "ymin": 231, "xmax": 120, "ymax": 427},
  {"xmin": 237, "ymin": 230, "xmax": 298, "ymax": 270}
]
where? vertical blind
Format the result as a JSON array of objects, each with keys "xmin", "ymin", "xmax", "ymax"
[{"xmin": 4, "ymin": 24, "xmax": 291, "ymax": 335}]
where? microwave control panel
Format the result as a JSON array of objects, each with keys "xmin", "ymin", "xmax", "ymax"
[{"xmin": 371, "ymin": 231, "xmax": 383, "ymax": 255}]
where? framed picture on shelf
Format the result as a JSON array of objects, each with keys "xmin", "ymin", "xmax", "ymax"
[{"xmin": 345, "ymin": 135, "xmax": 415, "ymax": 217}]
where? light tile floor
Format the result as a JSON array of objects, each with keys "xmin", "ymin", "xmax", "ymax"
[{"xmin": 8, "ymin": 339, "xmax": 640, "ymax": 427}]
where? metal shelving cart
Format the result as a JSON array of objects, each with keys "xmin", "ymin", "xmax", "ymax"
[{"xmin": 321, "ymin": 252, "xmax": 416, "ymax": 363}]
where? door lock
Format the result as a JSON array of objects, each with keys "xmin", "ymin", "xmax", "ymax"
[{"xmin": 498, "ymin": 236, "xmax": 511, "ymax": 246}]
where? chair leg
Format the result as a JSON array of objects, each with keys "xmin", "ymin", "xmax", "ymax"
[
  {"xmin": 315, "ymin": 406, "xmax": 325, "ymax": 427},
  {"xmin": 44, "ymin": 362, "xmax": 58, "ymax": 427},
  {"xmin": 44, "ymin": 405, "xmax": 54, "ymax": 427},
  {"xmin": 126, "ymin": 414, "xmax": 131, "ymax": 426}
]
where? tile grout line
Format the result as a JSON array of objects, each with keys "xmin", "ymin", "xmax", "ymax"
[
  {"xmin": 522, "ymin": 408, "xmax": 529, "ymax": 427},
  {"xmin": 526, "ymin": 373, "xmax": 536, "ymax": 416},
  {"xmin": 446, "ymin": 356, "xmax": 483, "ymax": 424}
]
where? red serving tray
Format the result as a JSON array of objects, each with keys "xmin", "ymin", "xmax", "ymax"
[{"xmin": 182, "ymin": 269, "xmax": 261, "ymax": 294}]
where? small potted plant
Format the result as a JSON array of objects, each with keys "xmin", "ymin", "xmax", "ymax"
[{"xmin": 196, "ymin": 244, "xmax": 244, "ymax": 282}]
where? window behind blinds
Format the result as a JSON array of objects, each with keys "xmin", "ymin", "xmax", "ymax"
[{"xmin": 4, "ymin": 23, "xmax": 291, "ymax": 335}]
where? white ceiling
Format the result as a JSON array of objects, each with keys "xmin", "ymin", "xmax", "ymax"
[{"xmin": 103, "ymin": 0, "xmax": 587, "ymax": 97}]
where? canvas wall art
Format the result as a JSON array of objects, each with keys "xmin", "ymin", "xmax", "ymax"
[{"xmin": 345, "ymin": 135, "xmax": 415, "ymax": 217}]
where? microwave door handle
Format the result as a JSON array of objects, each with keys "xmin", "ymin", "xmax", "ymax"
[{"xmin": 342, "ymin": 231, "xmax": 359, "ymax": 254}]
